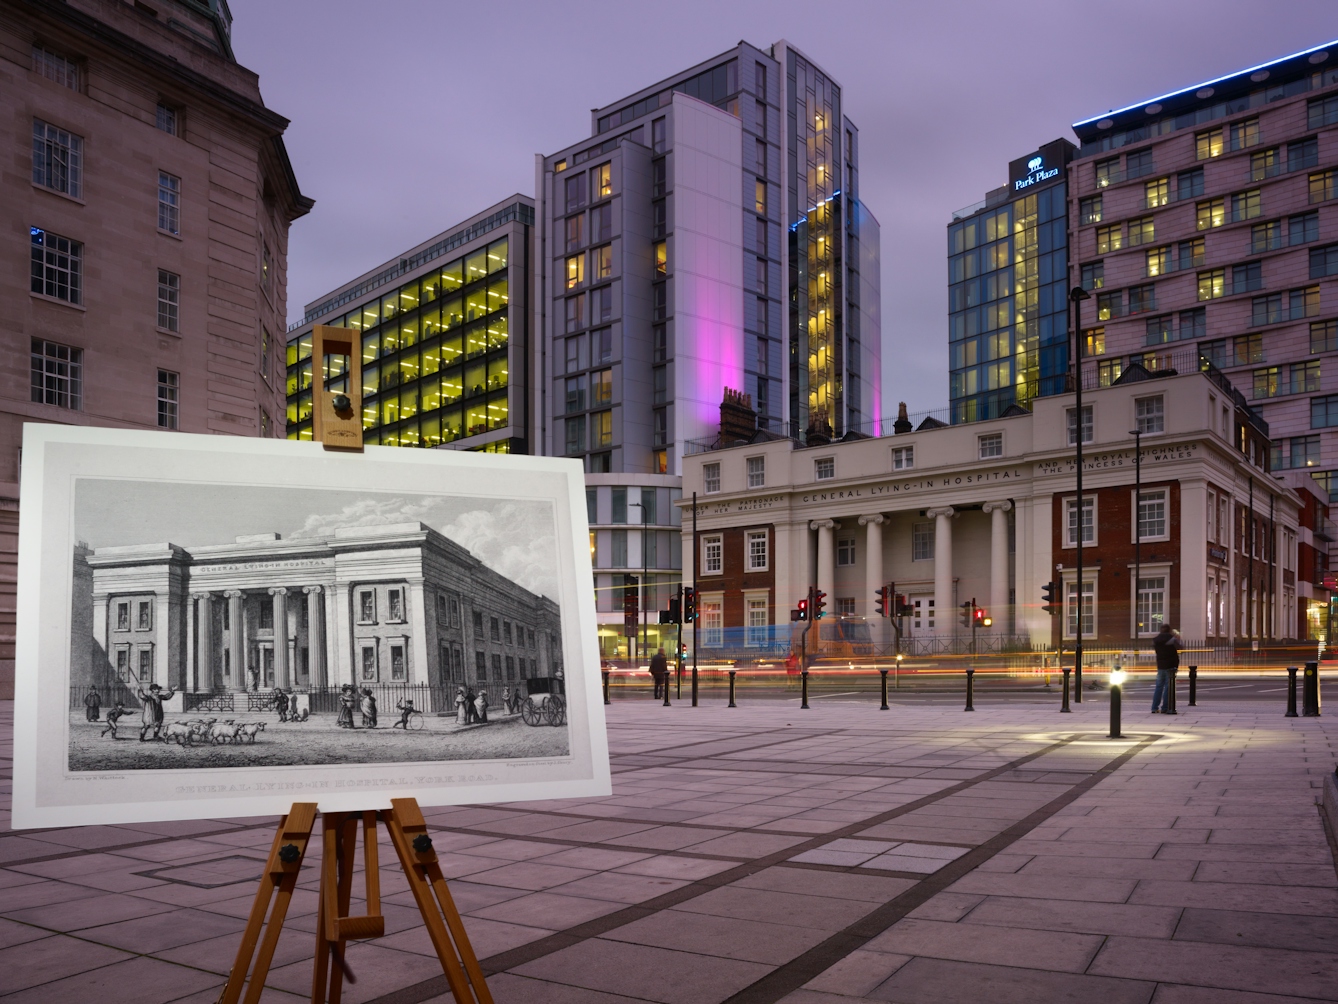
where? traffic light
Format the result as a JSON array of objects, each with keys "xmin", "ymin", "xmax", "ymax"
[
  {"xmin": 796, "ymin": 597, "xmax": 809, "ymax": 621},
  {"xmin": 973, "ymin": 606, "xmax": 987, "ymax": 628},
  {"xmin": 813, "ymin": 589, "xmax": 827, "ymax": 619},
  {"xmin": 874, "ymin": 585, "xmax": 889, "ymax": 618},
  {"xmin": 659, "ymin": 598, "xmax": 681, "ymax": 624},
  {"xmin": 961, "ymin": 599, "xmax": 975, "ymax": 628},
  {"xmin": 1041, "ymin": 581, "xmax": 1057, "ymax": 615},
  {"xmin": 895, "ymin": 594, "xmax": 912, "ymax": 617},
  {"xmin": 682, "ymin": 587, "xmax": 697, "ymax": 622}
]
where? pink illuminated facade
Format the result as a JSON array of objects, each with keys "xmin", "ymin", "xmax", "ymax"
[{"xmin": 533, "ymin": 41, "xmax": 880, "ymax": 657}]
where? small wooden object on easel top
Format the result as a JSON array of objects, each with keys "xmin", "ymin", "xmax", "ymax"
[
  {"xmin": 217, "ymin": 339, "xmax": 493, "ymax": 1002},
  {"xmin": 309, "ymin": 325, "xmax": 363, "ymax": 451}
]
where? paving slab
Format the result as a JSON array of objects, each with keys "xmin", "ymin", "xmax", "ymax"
[{"xmin": 2, "ymin": 698, "xmax": 1336, "ymax": 1004}]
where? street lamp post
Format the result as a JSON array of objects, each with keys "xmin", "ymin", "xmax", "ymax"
[
  {"xmin": 1129, "ymin": 428, "xmax": 1142, "ymax": 651},
  {"xmin": 1070, "ymin": 285, "xmax": 1092, "ymax": 701}
]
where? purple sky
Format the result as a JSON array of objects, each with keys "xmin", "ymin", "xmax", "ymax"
[{"xmin": 231, "ymin": 0, "xmax": 1338, "ymax": 417}]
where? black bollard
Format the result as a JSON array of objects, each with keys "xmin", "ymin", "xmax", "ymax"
[
  {"xmin": 800, "ymin": 670, "xmax": 810, "ymax": 710},
  {"xmin": 965, "ymin": 668, "xmax": 975, "ymax": 712},
  {"xmin": 1303, "ymin": 661, "xmax": 1321, "ymax": 717},
  {"xmin": 1109, "ymin": 677, "xmax": 1123, "ymax": 739},
  {"xmin": 1165, "ymin": 668, "xmax": 1178, "ymax": 715},
  {"xmin": 728, "ymin": 670, "xmax": 737, "ymax": 708},
  {"xmin": 662, "ymin": 666, "xmax": 671, "ymax": 707},
  {"xmin": 879, "ymin": 669, "xmax": 889, "ymax": 711},
  {"xmin": 1188, "ymin": 665, "xmax": 1197, "ymax": 706},
  {"xmin": 602, "ymin": 670, "xmax": 610, "ymax": 706},
  {"xmin": 1061, "ymin": 667, "xmax": 1071, "ymax": 713},
  {"xmin": 1286, "ymin": 666, "xmax": 1299, "ymax": 718}
]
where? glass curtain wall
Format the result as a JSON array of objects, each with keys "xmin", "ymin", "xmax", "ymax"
[
  {"xmin": 948, "ymin": 184, "xmax": 1067, "ymax": 423},
  {"xmin": 788, "ymin": 51, "xmax": 843, "ymax": 441},
  {"xmin": 287, "ymin": 237, "xmax": 512, "ymax": 450}
]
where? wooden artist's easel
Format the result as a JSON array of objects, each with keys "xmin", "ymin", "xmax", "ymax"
[
  {"xmin": 217, "ymin": 798, "xmax": 493, "ymax": 1004},
  {"xmin": 219, "ymin": 344, "xmax": 491, "ymax": 1002}
]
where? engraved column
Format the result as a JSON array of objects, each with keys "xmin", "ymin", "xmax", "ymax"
[
  {"xmin": 304, "ymin": 586, "xmax": 325, "ymax": 688},
  {"xmin": 191, "ymin": 592, "xmax": 214, "ymax": 692},
  {"xmin": 269, "ymin": 588, "xmax": 289, "ymax": 689},
  {"xmin": 927, "ymin": 507, "xmax": 956, "ymax": 637},
  {"xmin": 225, "ymin": 590, "xmax": 244, "ymax": 692}
]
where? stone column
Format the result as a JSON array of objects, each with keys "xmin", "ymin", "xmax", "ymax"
[
  {"xmin": 858, "ymin": 514, "xmax": 885, "ymax": 618},
  {"xmin": 225, "ymin": 590, "xmax": 244, "ymax": 692},
  {"xmin": 304, "ymin": 586, "xmax": 325, "ymax": 688},
  {"xmin": 269, "ymin": 588, "xmax": 289, "ymax": 688},
  {"xmin": 983, "ymin": 501, "xmax": 1012, "ymax": 634},
  {"xmin": 810, "ymin": 519, "xmax": 838, "ymax": 603},
  {"xmin": 331, "ymin": 582, "xmax": 353, "ymax": 687},
  {"xmin": 191, "ymin": 592, "xmax": 214, "ymax": 692},
  {"xmin": 927, "ymin": 507, "xmax": 956, "ymax": 636}
]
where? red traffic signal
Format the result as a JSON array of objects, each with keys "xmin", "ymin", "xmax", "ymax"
[
  {"xmin": 874, "ymin": 585, "xmax": 889, "ymax": 618},
  {"xmin": 796, "ymin": 597, "xmax": 809, "ymax": 621},
  {"xmin": 973, "ymin": 606, "xmax": 987, "ymax": 626},
  {"xmin": 682, "ymin": 587, "xmax": 697, "ymax": 622}
]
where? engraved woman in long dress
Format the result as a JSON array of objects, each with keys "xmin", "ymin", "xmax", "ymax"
[
  {"xmin": 337, "ymin": 684, "xmax": 356, "ymax": 729},
  {"xmin": 455, "ymin": 685, "xmax": 468, "ymax": 725}
]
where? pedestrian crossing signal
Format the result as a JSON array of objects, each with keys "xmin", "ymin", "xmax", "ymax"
[{"xmin": 796, "ymin": 597, "xmax": 809, "ymax": 621}]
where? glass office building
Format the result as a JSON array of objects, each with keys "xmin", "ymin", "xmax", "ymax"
[
  {"xmin": 537, "ymin": 41, "xmax": 880, "ymax": 659},
  {"xmin": 947, "ymin": 140, "xmax": 1074, "ymax": 423},
  {"xmin": 285, "ymin": 198, "xmax": 532, "ymax": 453}
]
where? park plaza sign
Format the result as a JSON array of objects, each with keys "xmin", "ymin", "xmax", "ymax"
[
  {"xmin": 689, "ymin": 442, "xmax": 1202, "ymax": 516},
  {"xmin": 1014, "ymin": 154, "xmax": 1060, "ymax": 192}
]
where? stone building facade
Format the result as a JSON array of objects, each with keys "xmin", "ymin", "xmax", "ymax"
[
  {"xmin": 681, "ymin": 371, "xmax": 1325, "ymax": 651},
  {"xmin": 2, "ymin": 0, "xmax": 311, "ymax": 697},
  {"xmin": 77, "ymin": 522, "xmax": 562, "ymax": 695}
]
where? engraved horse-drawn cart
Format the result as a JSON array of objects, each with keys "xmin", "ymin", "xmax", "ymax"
[{"xmin": 520, "ymin": 675, "xmax": 565, "ymax": 727}]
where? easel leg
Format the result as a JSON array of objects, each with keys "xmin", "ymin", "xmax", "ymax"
[
  {"xmin": 217, "ymin": 803, "xmax": 317, "ymax": 1004},
  {"xmin": 383, "ymin": 798, "xmax": 494, "ymax": 1004}
]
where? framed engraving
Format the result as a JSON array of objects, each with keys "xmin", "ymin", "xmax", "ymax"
[{"xmin": 13, "ymin": 424, "xmax": 609, "ymax": 828}]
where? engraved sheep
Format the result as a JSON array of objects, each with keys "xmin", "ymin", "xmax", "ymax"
[
  {"xmin": 208, "ymin": 720, "xmax": 243, "ymax": 745},
  {"xmin": 236, "ymin": 722, "xmax": 266, "ymax": 744}
]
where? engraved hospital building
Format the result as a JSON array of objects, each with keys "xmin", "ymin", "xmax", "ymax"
[{"xmin": 74, "ymin": 522, "xmax": 562, "ymax": 694}]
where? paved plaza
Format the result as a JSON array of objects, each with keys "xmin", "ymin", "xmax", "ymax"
[{"xmin": 2, "ymin": 684, "xmax": 1337, "ymax": 1003}]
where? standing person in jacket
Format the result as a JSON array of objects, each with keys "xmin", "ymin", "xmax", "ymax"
[
  {"xmin": 137, "ymin": 683, "xmax": 175, "ymax": 741},
  {"xmin": 649, "ymin": 648, "xmax": 668, "ymax": 700},
  {"xmin": 1151, "ymin": 624, "xmax": 1181, "ymax": 714}
]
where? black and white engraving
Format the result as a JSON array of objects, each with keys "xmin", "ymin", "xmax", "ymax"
[{"xmin": 68, "ymin": 480, "xmax": 570, "ymax": 771}]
